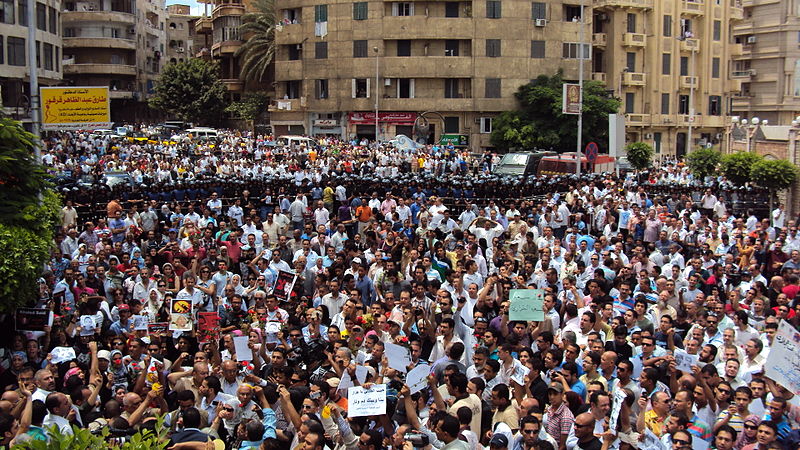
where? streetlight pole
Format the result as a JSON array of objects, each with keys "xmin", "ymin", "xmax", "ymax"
[
  {"xmin": 374, "ymin": 46, "xmax": 379, "ymax": 144},
  {"xmin": 576, "ymin": 0, "xmax": 585, "ymax": 176},
  {"xmin": 687, "ymin": 45, "xmax": 696, "ymax": 155},
  {"xmin": 27, "ymin": 0, "xmax": 41, "ymax": 160}
]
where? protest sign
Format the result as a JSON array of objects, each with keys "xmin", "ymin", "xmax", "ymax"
[
  {"xmin": 510, "ymin": 364, "xmax": 530, "ymax": 386},
  {"xmin": 132, "ymin": 315, "xmax": 149, "ymax": 331},
  {"xmin": 765, "ymin": 320, "xmax": 800, "ymax": 395},
  {"xmin": 50, "ymin": 347, "xmax": 77, "ymax": 364},
  {"xmin": 348, "ymin": 384, "xmax": 387, "ymax": 417},
  {"xmin": 148, "ymin": 322, "xmax": 169, "ymax": 334},
  {"xmin": 642, "ymin": 429, "xmax": 667, "ymax": 450},
  {"xmin": 509, "ymin": 289, "xmax": 544, "ymax": 321},
  {"xmin": 234, "ymin": 336, "xmax": 253, "ymax": 361},
  {"xmin": 673, "ymin": 349, "xmax": 699, "ymax": 373},
  {"xmin": 169, "ymin": 299, "xmax": 193, "ymax": 331},
  {"xmin": 197, "ymin": 312, "xmax": 221, "ymax": 343},
  {"xmin": 384, "ymin": 342, "xmax": 412, "ymax": 373},
  {"xmin": 272, "ymin": 270, "xmax": 297, "ymax": 302},
  {"xmin": 407, "ymin": 364, "xmax": 431, "ymax": 394},
  {"xmin": 608, "ymin": 389, "xmax": 628, "ymax": 433},
  {"xmin": 355, "ymin": 366, "xmax": 369, "ymax": 384},
  {"xmin": 16, "ymin": 308, "xmax": 51, "ymax": 332},
  {"xmin": 79, "ymin": 315, "xmax": 97, "ymax": 336}
]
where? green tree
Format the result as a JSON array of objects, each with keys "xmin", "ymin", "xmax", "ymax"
[
  {"xmin": 225, "ymin": 91, "xmax": 270, "ymax": 122},
  {"xmin": 719, "ymin": 152, "xmax": 763, "ymax": 185},
  {"xmin": 750, "ymin": 159, "xmax": 799, "ymax": 215},
  {"xmin": 490, "ymin": 72, "xmax": 620, "ymax": 152},
  {"xmin": 625, "ymin": 142, "xmax": 654, "ymax": 171},
  {"xmin": 0, "ymin": 118, "xmax": 61, "ymax": 313},
  {"xmin": 148, "ymin": 59, "xmax": 229, "ymax": 125},
  {"xmin": 14, "ymin": 416, "xmax": 170, "ymax": 450},
  {"xmin": 236, "ymin": 0, "xmax": 276, "ymax": 83},
  {"xmin": 685, "ymin": 148, "xmax": 722, "ymax": 180}
]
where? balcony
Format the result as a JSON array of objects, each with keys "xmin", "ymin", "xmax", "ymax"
[
  {"xmin": 195, "ymin": 17, "xmax": 212, "ymax": 34},
  {"xmin": 680, "ymin": 38, "xmax": 699, "ymax": 52},
  {"xmin": 622, "ymin": 72, "xmax": 646, "ymax": 86},
  {"xmin": 682, "ymin": 0, "xmax": 704, "ymax": 16},
  {"xmin": 268, "ymin": 98, "xmax": 306, "ymax": 112},
  {"xmin": 680, "ymin": 75, "xmax": 697, "ymax": 89},
  {"xmin": 730, "ymin": 43, "xmax": 743, "ymax": 56},
  {"xmin": 592, "ymin": 33, "xmax": 607, "ymax": 47},
  {"xmin": 731, "ymin": 69, "xmax": 755, "ymax": 79},
  {"xmin": 63, "ymin": 63, "xmax": 137, "ymax": 76},
  {"xmin": 622, "ymin": 32, "xmax": 646, "ymax": 47},
  {"xmin": 382, "ymin": 17, "xmax": 473, "ymax": 40},
  {"xmin": 61, "ymin": 10, "xmax": 135, "ymax": 24},
  {"xmin": 275, "ymin": 23, "xmax": 305, "ymax": 45},
  {"xmin": 211, "ymin": 40, "xmax": 243, "ymax": 55},
  {"xmin": 212, "ymin": 2, "xmax": 245, "ymax": 20},
  {"xmin": 380, "ymin": 97, "xmax": 476, "ymax": 112},
  {"xmin": 222, "ymin": 79, "xmax": 244, "ymax": 92},
  {"xmin": 382, "ymin": 56, "xmax": 472, "ymax": 79},
  {"xmin": 625, "ymin": 113, "xmax": 649, "ymax": 126},
  {"xmin": 678, "ymin": 114, "xmax": 698, "ymax": 127},
  {"xmin": 731, "ymin": 5, "xmax": 744, "ymax": 20},
  {"xmin": 591, "ymin": 72, "xmax": 606, "ymax": 83},
  {"xmin": 728, "ymin": 79, "xmax": 743, "ymax": 92},
  {"xmin": 652, "ymin": 114, "xmax": 676, "ymax": 126},
  {"xmin": 593, "ymin": 0, "xmax": 653, "ymax": 9},
  {"xmin": 63, "ymin": 37, "xmax": 136, "ymax": 50}
]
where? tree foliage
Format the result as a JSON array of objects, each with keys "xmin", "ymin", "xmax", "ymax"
[
  {"xmin": 236, "ymin": 0, "xmax": 276, "ymax": 83},
  {"xmin": 225, "ymin": 91, "xmax": 270, "ymax": 121},
  {"xmin": 148, "ymin": 59, "xmax": 229, "ymax": 125},
  {"xmin": 13, "ymin": 416, "xmax": 170, "ymax": 450},
  {"xmin": 490, "ymin": 72, "xmax": 620, "ymax": 152},
  {"xmin": 625, "ymin": 142, "xmax": 654, "ymax": 171},
  {"xmin": 0, "ymin": 118, "xmax": 60, "ymax": 313},
  {"xmin": 750, "ymin": 159, "xmax": 799, "ymax": 191},
  {"xmin": 685, "ymin": 148, "xmax": 722, "ymax": 180},
  {"xmin": 719, "ymin": 152, "xmax": 762, "ymax": 185}
]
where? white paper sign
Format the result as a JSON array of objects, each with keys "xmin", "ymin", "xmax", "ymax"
[
  {"xmin": 233, "ymin": 336, "xmax": 253, "ymax": 361},
  {"xmin": 510, "ymin": 364, "xmax": 530, "ymax": 386},
  {"xmin": 79, "ymin": 315, "xmax": 97, "ymax": 336},
  {"xmin": 692, "ymin": 438, "xmax": 710, "ymax": 450},
  {"xmin": 50, "ymin": 346, "xmax": 76, "ymax": 364},
  {"xmin": 338, "ymin": 371, "xmax": 354, "ymax": 391},
  {"xmin": 642, "ymin": 429, "xmax": 667, "ymax": 450},
  {"xmin": 608, "ymin": 389, "xmax": 627, "ymax": 433},
  {"xmin": 384, "ymin": 342, "xmax": 412, "ymax": 373},
  {"xmin": 348, "ymin": 384, "xmax": 387, "ymax": 417},
  {"xmin": 132, "ymin": 315, "xmax": 149, "ymax": 331},
  {"xmin": 407, "ymin": 364, "xmax": 431, "ymax": 394},
  {"xmin": 673, "ymin": 349, "xmax": 699, "ymax": 373},
  {"xmin": 631, "ymin": 355, "xmax": 643, "ymax": 380},
  {"xmin": 765, "ymin": 320, "xmax": 800, "ymax": 396},
  {"xmin": 355, "ymin": 365, "xmax": 369, "ymax": 384}
]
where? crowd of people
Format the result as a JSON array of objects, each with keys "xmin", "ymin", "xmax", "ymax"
[{"xmin": 0, "ymin": 129, "xmax": 798, "ymax": 450}]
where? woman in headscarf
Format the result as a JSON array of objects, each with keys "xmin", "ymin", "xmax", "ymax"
[{"xmin": 735, "ymin": 415, "xmax": 760, "ymax": 449}]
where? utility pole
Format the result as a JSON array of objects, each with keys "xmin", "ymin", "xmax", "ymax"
[
  {"xmin": 27, "ymin": 0, "xmax": 41, "ymax": 161},
  {"xmin": 374, "ymin": 46, "xmax": 380, "ymax": 144},
  {"xmin": 687, "ymin": 45, "xmax": 696, "ymax": 155},
  {"xmin": 576, "ymin": 0, "xmax": 585, "ymax": 176}
]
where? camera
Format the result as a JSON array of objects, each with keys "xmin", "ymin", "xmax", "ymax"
[
  {"xmin": 404, "ymin": 432, "xmax": 430, "ymax": 447},
  {"xmin": 310, "ymin": 391, "xmax": 321, "ymax": 400}
]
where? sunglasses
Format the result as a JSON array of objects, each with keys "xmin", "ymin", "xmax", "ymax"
[
  {"xmin": 222, "ymin": 406, "xmax": 234, "ymax": 412},
  {"xmin": 744, "ymin": 424, "xmax": 758, "ymax": 430},
  {"xmin": 672, "ymin": 438, "xmax": 690, "ymax": 446}
]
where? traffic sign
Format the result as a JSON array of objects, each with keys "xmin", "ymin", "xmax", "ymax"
[{"xmin": 585, "ymin": 142, "xmax": 599, "ymax": 162}]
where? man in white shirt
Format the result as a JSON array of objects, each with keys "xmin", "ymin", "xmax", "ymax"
[
  {"xmin": 313, "ymin": 201, "xmax": 330, "ymax": 227},
  {"xmin": 43, "ymin": 392, "xmax": 74, "ymax": 435},
  {"xmin": 773, "ymin": 204, "xmax": 785, "ymax": 231}
]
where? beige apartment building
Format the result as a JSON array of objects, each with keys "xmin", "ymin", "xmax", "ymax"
[
  {"xmin": 0, "ymin": 0, "xmax": 63, "ymax": 128},
  {"xmin": 165, "ymin": 4, "xmax": 198, "ymax": 66},
  {"xmin": 61, "ymin": 0, "xmax": 167, "ymax": 122},
  {"xmin": 194, "ymin": 0, "xmax": 250, "ymax": 98},
  {"xmin": 269, "ymin": 0, "xmax": 590, "ymax": 147},
  {"xmin": 731, "ymin": 0, "xmax": 800, "ymax": 125},
  {"xmin": 592, "ymin": 0, "xmax": 744, "ymax": 158}
]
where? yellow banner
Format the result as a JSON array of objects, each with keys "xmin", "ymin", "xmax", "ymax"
[{"xmin": 40, "ymin": 87, "xmax": 111, "ymax": 130}]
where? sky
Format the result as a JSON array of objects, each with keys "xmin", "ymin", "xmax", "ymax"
[{"xmin": 166, "ymin": 0, "xmax": 207, "ymax": 17}]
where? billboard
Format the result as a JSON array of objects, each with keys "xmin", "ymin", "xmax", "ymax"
[
  {"xmin": 562, "ymin": 83, "xmax": 581, "ymax": 115},
  {"xmin": 40, "ymin": 87, "xmax": 111, "ymax": 130}
]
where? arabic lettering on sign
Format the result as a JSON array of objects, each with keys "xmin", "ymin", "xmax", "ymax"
[
  {"xmin": 40, "ymin": 87, "xmax": 110, "ymax": 129},
  {"xmin": 765, "ymin": 320, "xmax": 800, "ymax": 395},
  {"xmin": 348, "ymin": 384, "xmax": 387, "ymax": 417}
]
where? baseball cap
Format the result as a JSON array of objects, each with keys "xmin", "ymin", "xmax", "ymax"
[
  {"xmin": 327, "ymin": 377, "xmax": 340, "ymax": 388},
  {"xmin": 118, "ymin": 304, "xmax": 130, "ymax": 311},
  {"xmin": 352, "ymin": 257, "xmax": 362, "ymax": 265},
  {"xmin": 489, "ymin": 434, "xmax": 509, "ymax": 448},
  {"xmin": 547, "ymin": 382, "xmax": 564, "ymax": 393},
  {"xmin": 97, "ymin": 350, "xmax": 111, "ymax": 361}
]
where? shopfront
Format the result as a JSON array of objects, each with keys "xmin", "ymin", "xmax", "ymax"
[{"xmin": 347, "ymin": 112, "xmax": 417, "ymax": 141}]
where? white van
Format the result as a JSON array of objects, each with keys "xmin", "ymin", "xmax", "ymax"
[
  {"xmin": 185, "ymin": 127, "xmax": 219, "ymax": 140},
  {"xmin": 277, "ymin": 135, "xmax": 316, "ymax": 149}
]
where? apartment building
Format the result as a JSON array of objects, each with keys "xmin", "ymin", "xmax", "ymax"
[
  {"xmin": 0, "ymin": 0, "xmax": 63, "ymax": 127},
  {"xmin": 731, "ymin": 0, "xmax": 800, "ymax": 125},
  {"xmin": 592, "ymin": 0, "xmax": 744, "ymax": 158},
  {"xmin": 269, "ymin": 0, "xmax": 591, "ymax": 148},
  {"xmin": 61, "ymin": 0, "xmax": 167, "ymax": 121},
  {"xmin": 165, "ymin": 4, "xmax": 198, "ymax": 66},
  {"xmin": 194, "ymin": 0, "xmax": 249, "ymax": 97}
]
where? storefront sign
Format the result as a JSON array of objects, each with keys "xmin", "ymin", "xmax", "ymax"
[
  {"xmin": 314, "ymin": 119, "xmax": 338, "ymax": 126},
  {"xmin": 349, "ymin": 112, "xmax": 417, "ymax": 124},
  {"xmin": 438, "ymin": 134, "xmax": 469, "ymax": 146}
]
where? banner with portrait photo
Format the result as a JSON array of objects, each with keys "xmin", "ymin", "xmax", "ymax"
[
  {"xmin": 271, "ymin": 270, "xmax": 298, "ymax": 302},
  {"xmin": 169, "ymin": 299, "xmax": 193, "ymax": 331}
]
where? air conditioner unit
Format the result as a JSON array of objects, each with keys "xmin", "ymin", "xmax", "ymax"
[
  {"xmin": 535, "ymin": 19, "xmax": 547, "ymax": 27},
  {"xmin": 384, "ymin": 78, "xmax": 392, "ymax": 86},
  {"xmin": 715, "ymin": 133, "xmax": 723, "ymax": 140},
  {"xmin": 644, "ymin": 133, "xmax": 653, "ymax": 139},
  {"xmin": 177, "ymin": 47, "xmax": 184, "ymax": 53},
  {"xmin": 747, "ymin": 36, "xmax": 757, "ymax": 44},
  {"xmin": 698, "ymin": 138, "xmax": 708, "ymax": 146}
]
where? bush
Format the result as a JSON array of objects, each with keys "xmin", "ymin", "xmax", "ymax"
[
  {"xmin": 685, "ymin": 148, "xmax": 722, "ymax": 180},
  {"xmin": 719, "ymin": 152, "xmax": 763, "ymax": 185},
  {"xmin": 13, "ymin": 417, "xmax": 170, "ymax": 450},
  {"xmin": 625, "ymin": 142, "xmax": 654, "ymax": 171},
  {"xmin": 750, "ymin": 159, "xmax": 799, "ymax": 191}
]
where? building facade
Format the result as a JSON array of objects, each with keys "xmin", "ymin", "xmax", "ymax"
[
  {"xmin": 0, "ymin": 0, "xmax": 63, "ymax": 127},
  {"xmin": 194, "ymin": 0, "xmax": 248, "ymax": 98},
  {"xmin": 61, "ymin": 0, "xmax": 167, "ymax": 122},
  {"xmin": 731, "ymin": 0, "xmax": 800, "ymax": 125},
  {"xmin": 165, "ymin": 4, "xmax": 198, "ymax": 66},
  {"xmin": 593, "ymin": 0, "xmax": 744, "ymax": 158},
  {"xmin": 269, "ymin": 0, "xmax": 590, "ymax": 147}
]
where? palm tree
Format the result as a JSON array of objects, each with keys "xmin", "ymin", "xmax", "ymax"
[{"xmin": 236, "ymin": 0, "xmax": 276, "ymax": 83}]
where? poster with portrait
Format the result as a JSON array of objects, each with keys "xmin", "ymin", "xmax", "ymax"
[
  {"xmin": 271, "ymin": 270, "xmax": 297, "ymax": 302},
  {"xmin": 15, "ymin": 308, "xmax": 52, "ymax": 332},
  {"xmin": 169, "ymin": 299, "xmax": 193, "ymax": 331},
  {"xmin": 148, "ymin": 322, "xmax": 169, "ymax": 335},
  {"xmin": 197, "ymin": 312, "xmax": 221, "ymax": 343}
]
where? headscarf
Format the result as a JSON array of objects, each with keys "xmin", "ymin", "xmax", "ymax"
[{"xmin": 736, "ymin": 414, "xmax": 761, "ymax": 449}]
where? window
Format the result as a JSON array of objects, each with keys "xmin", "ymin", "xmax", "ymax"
[
  {"xmin": 48, "ymin": 6, "xmax": 56, "ymax": 33},
  {"xmin": 485, "ymin": 78, "xmax": 501, "ymax": 98},
  {"xmin": 35, "ymin": 2, "xmax": 44, "ymax": 29},
  {"xmin": 708, "ymin": 95, "xmax": 721, "ymax": 116},
  {"xmin": 353, "ymin": 2, "xmax": 367, "ymax": 20},
  {"xmin": 392, "ymin": 2, "xmax": 413, "ymax": 16},
  {"xmin": 314, "ymin": 4, "xmax": 327, "ymax": 22},
  {"xmin": 0, "ymin": 0, "xmax": 13, "ymax": 24},
  {"xmin": 315, "ymin": 79, "xmax": 329, "ymax": 99},
  {"xmin": 286, "ymin": 80, "xmax": 301, "ymax": 99},
  {"xmin": 661, "ymin": 93, "xmax": 670, "ymax": 114},
  {"xmin": 562, "ymin": 42, "xmax": 589, "ymax": 59},
  {"xmin": 662, "ymin": 53, "xmax": 671, "ymax": 75},
  {"xmin": 397, "ymin": 78, "xmax": 414, "ymax": 98},
  {"xmin": 654, "ymin": 132, "xmax": 662, "ymax": 153},
  {"xmin": 531, "ymin": 40, "xmax": 545, "ymax": 58},
  {"xmin": 444, "ymin": 116, "xmax": 459, "ymax": 133},
  {"xmin": 627, "ymin": 13, "xmax": 636, "ymax": 33},
  {"xmin": 563, "ymin": 4, "xmax": 582, "ymax": 21},
  {"xmin": 486, "ymin": 39, "xmax": 500, "ymax": 57},
  {"xmin": 445, "ymin": 40, "xmax": 459, "ymax": 56},
  {"xmin": 353, "ymin": 40, "xmax": 368, "ymax": 58},
  {"xmin": 486, "ymin": 1, "xmax": 501, "ymax": 18},
  {"xmin": 662, "ymin": 15, "xmax": 671, "ymax": 37},
  {"xmin": 480, "ymin": 117, "xmax": 493, "ymax": 133},
  {"xmin": 444, "ymin": 79, "xmax": 459, "ymax": 98},
  {"xmin": 624, "ymin": 92, "xmax": 634, "ymax": 113},
  {"xmin": 43, "ymin": 42, "xmax": 52, "ymax": 70},
  {"xmin": 0, "ymin": 36, "xmax": 3, "ymax": 64},
  {"xmin": 445, "ymin": 2, "xmax": 459, "ymax": 17},
  {"xmin": 35, "ymin": 40, "xmax": 39, "ymax": 68},
  {"xmin": 352, "ymin": 78, "xmax": 370, "ymax": 98},
  {"xmin": 680, "ymin": 18, "xmax": 691, "ymax": 37},
  {"xmin": 288, "ymin": 44, "xmax": 302, "ymax": 60},
  {"xmin": 680, "ymin": 56, "xmax": 688, "ymax": 76},
  {"xmin": 712, "ymin": 57, "xmax": 720, "ymax": 78},
  {"xmin": 315, "ymin": 41, "xmax": 327, "ymax": 59},
  {"xmin": 397, "ymin": 39, "xmax": 411, "ymax": 56},
  {"xmin": 678, "ymin": 95, "xmax": 689, "ymax": 114},
  {"xmin": 7, "ymin": 36, "xmax": 24, "ymax": 66},
  {"xmin": 626, "ymin": 52, "xmax": 635, "ymax": 72},
  {"xmin": 55, "ymin": 45, "xmax": 58, "ymax": 71},
  {"xmin": 532, "ymin": 2, "xmax": 546, "ymax": 20},
  {"xmin": 713, "ymin": 20, "xmax": 721, "ymax": 41}
]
